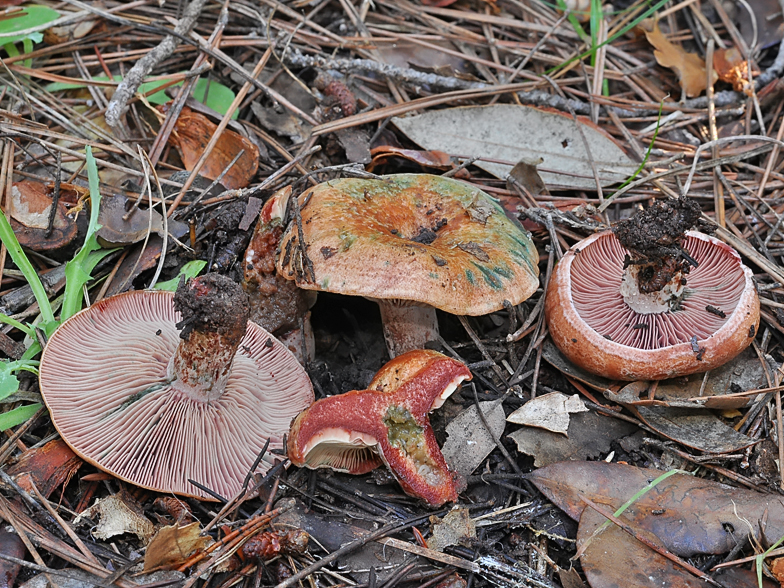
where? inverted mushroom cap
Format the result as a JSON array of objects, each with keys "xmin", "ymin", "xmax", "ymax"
[
  {"xmin": 39, "ymin": 290, "xmax": 314, "ymax": 500},
  {"xmin": 545, "ymin": 230, "xmax": 759, "ymax": 381},
  {"xmin": 288, "ymin": 350, "xmax": 471, "ymax": 506},
  {"xmin": 276, "ymin": 174, "xmax": 539, "ymax": 315}
]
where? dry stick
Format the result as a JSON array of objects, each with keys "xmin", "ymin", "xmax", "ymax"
[
  {"xmin": 166, "ymin": 48, "xmax": 272, "ymax": 217},
  {"xmin": 458, "ymin": 315, "xmax": 508, "ymax": 386},
  {"xmin": 273, "ymin": 510, "xmax": 448, "ymax": 588},
  {"xmin": 0, "ymin": 499, "xmax": 57, "ymax": 588},
  {"xmin": 149, "ymin": 5, "xmax": 227, "ymax": 166},
  {"xmin": 104, "ymin": 0, "xmax": 208, "ymax": 126},
  {"xmin": 0, "ymin": 139, "xmax": 12, "ymax": 287},
  {"xmin": 28, "ymin": 481, "xmax": 102, "ymax": 568},
  {"xmin": 597, "ymin": 143, "xmax": 774, "ymax": 213},
  {"xmin": 579, "ymin": 495, "xmax": 724, "ymax": 588},
  {"xmin": 471, "ymin": 382, "xmax": 523, "ymax": 476},
  {"xmin": 761, "ymin": 114, "xmax": 784, "ymax": 245},
  {"xmin": 705, "ymin": 40, "xmax": 725, "ymax": 228}
]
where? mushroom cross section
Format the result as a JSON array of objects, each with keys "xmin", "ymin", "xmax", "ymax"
[
  {"xmin": 39, "ymin": 275, "xmax": 315, "ymax": 500},
  {"xmin": 545, "ymin": 230, "xmax": 760, "ymax": 381},
  {"xmin": 276, "ymin": 174, "xmax": 539, "ymax": 357},
  {"xmin": 287, "ymin": 349, "xmax": 472, "ymax": 506}
]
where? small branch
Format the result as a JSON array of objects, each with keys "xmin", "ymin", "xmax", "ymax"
[{"xmin": 104, "ymin": 0, "xmax": 209, "ymax": 127}]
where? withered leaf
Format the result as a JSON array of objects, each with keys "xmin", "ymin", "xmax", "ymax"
[
  {"xmin": 713, "ymin": 47, "xmax": 756, "ymax": 96},
  {"xmin": 456, "ymin": 241, "xmax": 490, "ymax": 262},
  {"xmin": 167, "ymin": 105, "xmax": 259, "ymax": 190},
  {"xmin": 530, "ymin": 461, "xmax": 784, "ymax": 558},
  {"xmin": 644, "ymin": 20, "xmax": 717, "ymax": 98},
  {"xmin": 144, "ymin": 522, "xmax": 211, "ymax": 571}
]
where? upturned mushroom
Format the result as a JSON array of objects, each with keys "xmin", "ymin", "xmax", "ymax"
[
  {"xmin": 276, "ymin": 174, "xmax": 539, "ymax": 357},
  {"xmin": 39, "ymin": 273, "xmax": 314, "ymax": 500},
  {"xmin": 545, "ymin": 225, "xmax": 759, "ymax": 381},
  {"xmin": 287, "ymin": 349, "xmax": 471, "ymax": 506}
]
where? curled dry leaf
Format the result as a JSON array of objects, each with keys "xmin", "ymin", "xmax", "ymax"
[
  {"xmin": 643, "ymin": 20, "xmax": 717, "ymax": 98},
  {"xmin": 506, "ymin": 391, "xmax": 588, "ymax": 435},
  {"xmin": 8, "ymin": 180, "xmax": 84, "ymax": 251},
  {"xmin": 713, "ymin": 47, "xmax": 757, "ymax": 96},
  {"xmin": 75, "ymin": 491, "xmax": 155, "ymax": 543},
  {"xmin": 166, "ymin": 105, "xmax": 259, "ymax": 190},
  {"xmin": 427, "ymin": 508, "xmax": 475, "ymax": 552},
  {"xmin": 144, "ymin": 522, "xmax": 211, "ymax": 572}
]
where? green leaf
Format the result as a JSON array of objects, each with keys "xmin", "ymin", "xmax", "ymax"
[
  {"xmin": 0, "ymin": 201, "xmax": 54, "ymax": 327},
  {"xmin": 0, "ymin": 6, "xmax": 59, "ymax": 47},
  {"xmin": 61, "ymin": 146, "xmax": 105, "ymax": 322},
  {"xmin": 46, "ymin": 76, "xmax": 238, "ymax": 119},
  {"xmin": 0, "ymin": 370, "xmax": 19, "ymax": 401},
  {"xmin": 0, "ymin": 403, "xmax": 42, "ymax": 430},
  {"xmin": 153, "ymin": 260, "xmax": 207, "ymax": 291}
]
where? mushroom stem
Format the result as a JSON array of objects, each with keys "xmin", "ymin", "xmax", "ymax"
[
  {"xmin": 375, "ymin": 300, "xmax": 439, "ymax": 358},
  {"xmin": 169, "ymin": 274, "xmax": 250, "ymax": 402}
]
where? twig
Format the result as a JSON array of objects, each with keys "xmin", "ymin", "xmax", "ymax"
[{"xmin": 104, "ymin": 0, "xmax": 209, "ymax": 126}]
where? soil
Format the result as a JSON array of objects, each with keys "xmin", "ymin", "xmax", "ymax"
[
  {"xmin": 173, "ymin": 273, "xmax": 249, "ymax": 343},
  {"xmin": 612, "ymin": 196, "xmax": 711, "ymax": 293}
]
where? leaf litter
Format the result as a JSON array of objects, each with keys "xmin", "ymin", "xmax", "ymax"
[{"xmin": 1, "ymin": 0, "xmax": 784, "ymax": 587}]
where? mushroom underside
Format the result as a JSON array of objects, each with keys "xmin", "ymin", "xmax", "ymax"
[{"xmin": 40, "ymin": 291, "xmax": 313, "ymax": 500}]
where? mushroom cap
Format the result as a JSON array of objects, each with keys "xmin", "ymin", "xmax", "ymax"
[
  {"xmin": 39, "ymin": 290, "xmax": 314, "ymax": 500},
  {"xmin": 287, "ymin": 350, "xmax": 471, "ymax": 506},
  {"xmin": 276, "ymin": 174, "xmax": 540, "ymax": 315},
  {"xmin": 545, "ymin": 230, "xmax": 760, "ymax": 381}
]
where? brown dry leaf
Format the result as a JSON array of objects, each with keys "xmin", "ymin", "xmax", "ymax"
[
  {"xmin": 7, "ymin": 180, "xmax": 81, "ymax": 251},
  {"xmin": 75, "ymin": 490, "xmax": 155, "ymax": 543},
  {"xmin": 530, "ymin": 461, "xmax": 784, "ymax": 558},
  {"xmin": 144, "ymin": 522, "xmax": 211, "ymax": 572},
  {"xmin": 507, "ymin": 391, "xmax": 588, "ymax": 435},
  {"xmin": 577, "ymin": 507, "xmax": 770, "ymax": 588},
  {"xmin": 714, "ymin": 47, "xmax": 756, "ymax": 96},
  {"xmin": 644, "ymin": 21, "xmax": 717, "ymax": 98},
  {"xmin": 427, "ymin": 508, "xmax": 476, "ymax": 552},
  {"xmin": 168, "ymin": 106, "xmax": 259, "ymax": 190}
]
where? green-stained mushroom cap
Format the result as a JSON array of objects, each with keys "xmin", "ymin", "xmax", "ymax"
[{"xmin": 276, "ymin": 174, "xmax": 540, "ymax": 356}]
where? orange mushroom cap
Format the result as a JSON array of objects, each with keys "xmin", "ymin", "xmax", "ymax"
[
  {"xmin": 287, "ymin": 350, "xmax": 472, "ymax": 507},
  {"xmin": 545, "ymin": 230, "xmax": 760, "ymax": 381},
  {"xmin": 276, "ymin": 174, "xmax": 540, "ymax": 315}
]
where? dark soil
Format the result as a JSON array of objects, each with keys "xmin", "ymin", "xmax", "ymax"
[
  {"xmin": 173, "ymin": 273, "xmax": 249, "ymax": 343},
  {"xmin": 612, "ymin": 196, "xmax": 711, "ymax": 293}
]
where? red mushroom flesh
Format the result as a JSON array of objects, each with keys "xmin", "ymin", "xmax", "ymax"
[
  {"xmin": 546, "ymin": 231, "xmax": 760, "ymax": 380},
  {"xmin": 40, "ymin": 274, "xmax": 314, "ymax": 499},
  {"xmin": 288, "ymin": 350, "xmax": 471, "ymax": 506}
]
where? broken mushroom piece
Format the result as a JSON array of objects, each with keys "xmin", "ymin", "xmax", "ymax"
[
  {"xmin": 39, "ymin": 274, "xmax": 314, "ymax": 500},
  {"xmin": 276, "ymin": 174, "xmax": 540, "ymax": 357},
  {"xmin": 288, "ymin": 349, "xmax": 471, "ymax": 506},
  {"xmin": 545, "ymin": 230, "xmax": 760, "ymax": 381},
  {"xmin": 242, "ymin": 186, "xmax": 317, "ymax": 363}
]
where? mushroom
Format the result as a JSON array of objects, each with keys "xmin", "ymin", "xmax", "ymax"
[
  {"xmin": 39, "ymin": 273, "xmax": 314, "ymax": 500},
  {"xmin": 276, "ymin": 174, "xmax": 540, "ymax": 357},
  {"xmin": 545, "ymin": 230, "xmax": 760, "ymax": 381},
  {"xmin": 287, "ymin": 349, "xmax": 471, "ymax": 506},
  {"xmin": 242, "ymin": 186, "xmax": 317, "ymax": 363}
]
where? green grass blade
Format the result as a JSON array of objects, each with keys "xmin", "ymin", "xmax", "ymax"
[
  {"xmin": 61, "ymin": 146, "xmax": 105, "ymax": 321},
  {"xmin": 0, "ymin": 211, "xmax": 54, "ymax": 327},
  {"xmin": 0, "ymin": 403, "xmax": 41, "ymax": 429},
  {"xmin": 153, "ymin": 260, "xmax": 207, "ymax": 291}
]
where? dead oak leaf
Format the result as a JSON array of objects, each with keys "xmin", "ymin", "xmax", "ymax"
[
  {"xmin": 714, "ymin": 47, "xmax": 757, "ymax": 96},
  {"xmin": 644, "ymin": 21, "xmax": 717, "ymax": 98}
]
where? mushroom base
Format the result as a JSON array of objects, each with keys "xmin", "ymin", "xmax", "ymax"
[{"xmin": 374, "ymin": 300, "xmax": 439, "ymax": 358}]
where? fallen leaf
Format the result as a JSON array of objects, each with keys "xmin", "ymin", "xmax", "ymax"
[
  {"xmin": 167, "ymin": 105, "xmax": 259, "ymax": 190},
  {"xmin": 577, "ymin": 506, "xmax": 768, "ymax": 588},
  {"xmin": 96, "ymin": 195, "xmax": 186, "ymax": 247},
  {"xmin": 8, "ymin": 180, "xmax": 79, "ymax": 252},
  {"xmin": 507, "ymin": 392, "xmax": 588, "ymax": 435},
  {"xmin": 441, "ymin": 400, "xmax": 506, "ymax": 477},
  {"xmin": 632, "ymin": 406, "xmax": 755, "ymax": 454},
  {"xmin": 644, "ymin": 20, "xmax": 717, "ymax": 98},
  {"xmin": 508, "ymin": 410, "xmax": 637, "ymax": 467},
  {"xmin": 367, "ymin": 146, "xmax": 455, "ymax": 174},
  {"xmin": 75, "ymin": 490, "xmax": 155, "ymax": 543},
  {"xmin": 392, "ymin": 104, "xmax": 636, "ymax": 190},
  {"xmin": 770, "ymin": 558, "xmax": 784, "ymax": 586},
  {"xmin": 530, "ymin": 461, "xmax": 784, "ymax": 557},
  {"xmin": 144, "ymin": 522, "xmax": 211, "ymax": 571},
  {"xmin": 427, "ymin": 508, "xmax": 476, "ymax": 552},
  {"xmin": 507, "ymin": 159, "xmax": 547, "ymax": 196}
]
